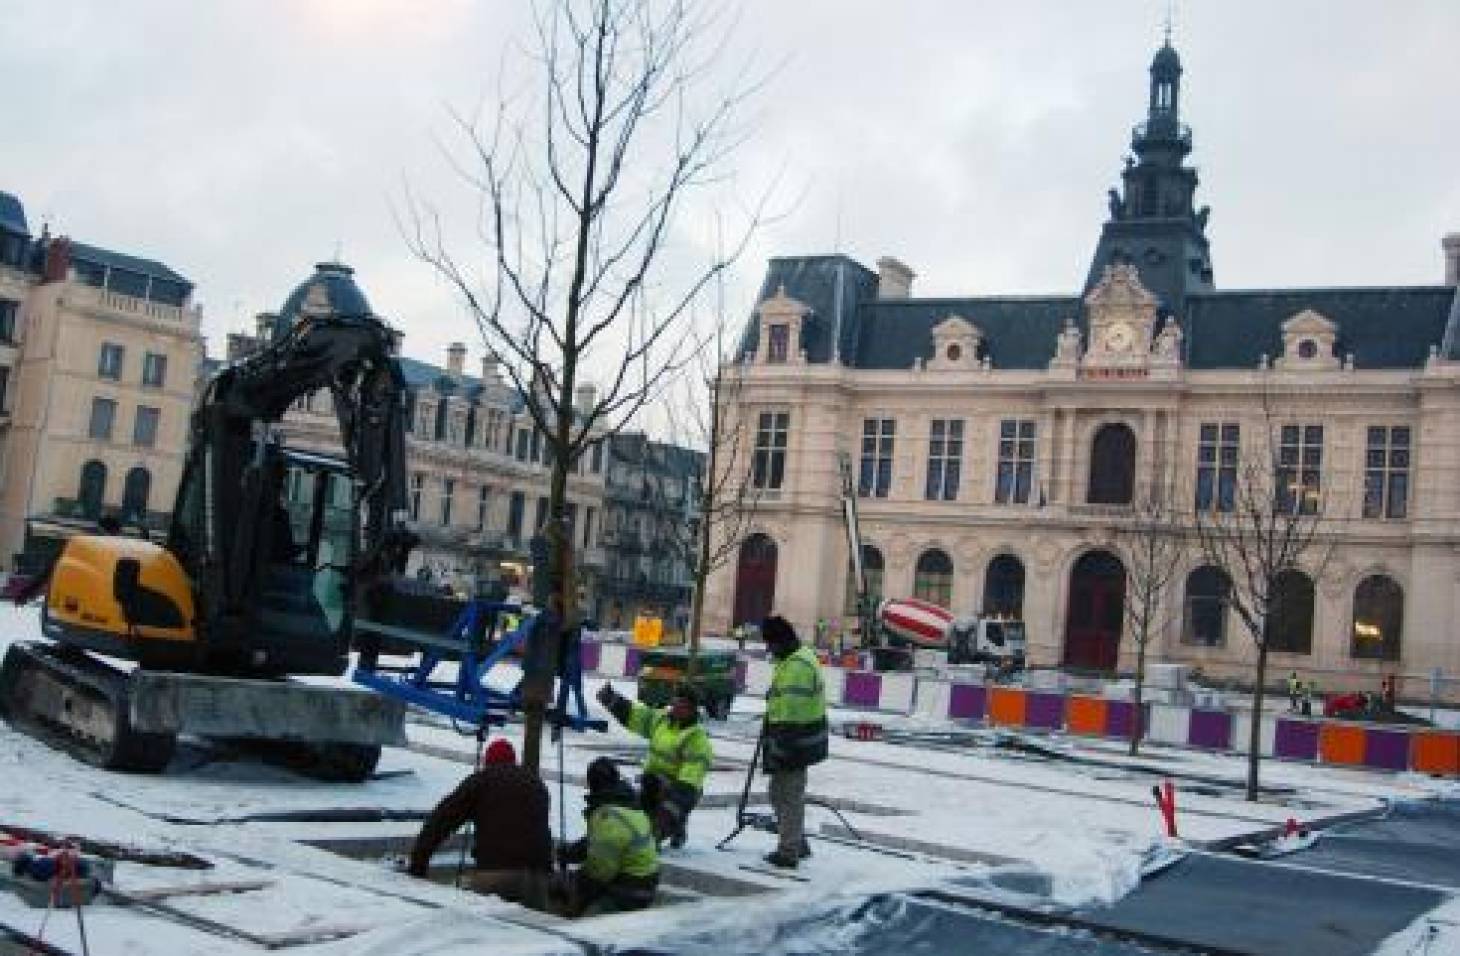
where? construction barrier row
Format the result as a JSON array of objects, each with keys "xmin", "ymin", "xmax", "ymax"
[{"xmin": 578, "ymin": 640, "xmax": 1459, "ymax": 777}]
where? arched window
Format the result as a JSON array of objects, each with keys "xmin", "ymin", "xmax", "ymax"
[
  {"xmin": 1351, "ymin": 575, "xmax": 1403, "ymax": 661},
  {"xmin": 913, "ymin": 548, "xmax": 953, "ymax": 609},
  {"xmin": 122, "ymin": 467, "xmax": 151, "ymax": 523},
  {"xmin": 732, "ymin": 533, "xmax": 778, "ymax": 626},
  {"xmin": 982, "ymin": 555, "xmax": 1025, "ymax": 618},
  {"xmin": 1265, "ymin": 569, "xmax": 1315, "ymax": 654},
  {"xmin": 844, "ymin": 544, "xmax": 885, "ymax": 615},
  {"xmin": 77, "ymin": 460, "xmax": 107, "ymax": 520},
  {"xmin": 1087, "ymin": 423, "xmax": 1136, "ymax": 504},
  {"xmin": 1183, "ymin": 565, "xmax": 1231, "ymax": 646}
]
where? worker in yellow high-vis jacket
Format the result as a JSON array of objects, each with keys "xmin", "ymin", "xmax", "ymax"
[
  {"xmin": 597, "ymin": 682, "xmax": 714, "ymax": 848},
  {"xmin": 760, "ymin": 615, "xmax": 829, "ymax": 870},
  {"xmin": 559, "ymin": 758, "xmax": 660, "ymax": 915}
]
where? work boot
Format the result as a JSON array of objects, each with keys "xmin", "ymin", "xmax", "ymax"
[
  {"xmin": 764, "ymin": 849, "xmax": 799, "ymax": 869},
  {"xmin": 798, "ymin": 838, "xmax": 811, "ymax": 860}
]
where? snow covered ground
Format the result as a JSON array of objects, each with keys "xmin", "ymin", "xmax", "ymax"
[{"xmin": 1, "ymin": 600, "xmax": 1457, "ymax": 954}]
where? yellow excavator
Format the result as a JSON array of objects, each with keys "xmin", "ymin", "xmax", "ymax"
[{"xmin": 0, "ymin": 264, "xmax": 418, "ymax": 780}]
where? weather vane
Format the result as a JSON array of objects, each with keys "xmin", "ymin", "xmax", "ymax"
[{"xmin": 1163, "ymin": 0, "xmax": 1175, "ymax": 44}]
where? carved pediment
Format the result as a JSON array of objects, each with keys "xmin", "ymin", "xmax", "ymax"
[
  {"xmin": 1281, "ymin": 309, "xmax": 1336, "ymax": 336},
  {"xmin": 756, "ymin": 284, "xmax": 811, "ymax": 321},
  {"xmin": 1084, "ymin": 263, "xmax": 1158, "ymax": 319},
  {"xmin": 1277, "ymin": 308, "xmax": 1340, "ymax": 370},
  {"xmin": 928, "ymin": 314, "xmax": 983, "ymax": 369}
]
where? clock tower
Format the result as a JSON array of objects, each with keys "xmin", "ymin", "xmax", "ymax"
[
  {"xmin": 1084, "ymin": 38, "xmax": 1214, "ymax": 320},
  {"xmin": 1082, "ymin": 263, "xmax": 1160, "ymax": 374}
]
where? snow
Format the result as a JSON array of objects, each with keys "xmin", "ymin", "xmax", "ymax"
[{"xmin": 0, "ymin": 600, "xmax": 1456, "ymax": 953}]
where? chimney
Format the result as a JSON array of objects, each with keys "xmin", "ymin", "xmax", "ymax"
[
  {"xmin": 574, "ymin": 382, "xmax": 597, "ymax": 413},
  {"xmin": 41, "ymin": 236, "xmax": 71, "ymax": 284},
  {"xmin": 480, "ymin": 352, "xmax": 501, "ymax": 382},
  {"xmin": 1443, "ymin": 233, "xmax": 1460, "ymax": 286},
  {"xmin": 876, "ymin": 256, "xmax": 915, "ymax": 299},
  {"xmin": 254, "ymin": 313, "xmax": 275, "ymax": 341},
  {"xmin": 446, "ymin": 341, "xmax": 466, "ymax": 377}
]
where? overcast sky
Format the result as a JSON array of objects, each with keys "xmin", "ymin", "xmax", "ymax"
[{"xmin": 3, "ymin": 1, "xmax": 1457, "ymax": 385}]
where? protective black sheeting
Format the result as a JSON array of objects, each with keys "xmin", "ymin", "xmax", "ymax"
[{"xmin": 611, "ymin": 894, "xmax": 1191, "ymax": 956}]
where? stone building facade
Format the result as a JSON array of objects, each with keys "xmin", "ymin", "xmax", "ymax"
[
  {"xmin": 597, "ymin": 431, "xmax": 704, "ymax": 630},
  {"xmin": 228, "ymin": 263, "xmax": 611, "ymax": 602},
  {"xmin": 704, "ymin": 42, "xmax": 1460, "ymax": 700},
  {"xmin": 0, "ymin": 191, "xmax": 203, "ymax": 569}
]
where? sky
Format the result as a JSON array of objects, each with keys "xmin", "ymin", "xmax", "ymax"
[{"xmin": 2, "ymin": 0, "xmax": 1457, "ymax": 404}]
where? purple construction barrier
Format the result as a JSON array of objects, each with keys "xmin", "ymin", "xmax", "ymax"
[
  {"xmin": 1106, "ymin": 700, "xmax": 1141, "ymax": 739},
  {"xmin": 1274, "ymin": 718, "xmax": 1321, "ymax": 761},
  {"xmin": 623, "ymin": 647, "xmax": 642, "ymax": 678},
  {"xmin": 948, "ymin": 683, "xmax": 987, "ymax": 720},
  {"xmin": 578, "ymin": 641, "xmax": 602, "ymax": 674},
  {"xmin": 1024, "ymin": 691, "xmax": 1065, "ymax": 730},
  {"xmin": 1187, "ymin": 709, "xmax": 1232, "ymax": 750},
  {"xmin": 843, "ymin": 671, "xmax": 882, "ymax": 708},
  {"xmin": 1364, "ymin": 728, "xmax": 1411, "ymax": 771}
]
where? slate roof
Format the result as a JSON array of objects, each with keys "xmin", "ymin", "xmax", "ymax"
[
  {"xmin": 0, "ymin": 192, "xmax": 27, "ymax": 235},
  {"xmin": 396, "ymin": 355, "xmax": 523, "ymax": 409},
  {"xmin": 737, "ymin": 253, "xmax": 1460, "ymax": 372},
  {"xmin": 1186, "ymin": 287, "xmax": 1455, "ymax": 370},
  {"xmin": 71, "ymin": 242, "xmax": 191, "ymax": 287}
]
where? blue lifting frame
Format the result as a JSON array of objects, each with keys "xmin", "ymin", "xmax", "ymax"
[{"xmin": 351, "ymin": 600, "xmax": 606, "ymax": 733}]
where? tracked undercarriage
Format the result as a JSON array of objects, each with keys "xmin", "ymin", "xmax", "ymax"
[{"xmin": 0, "ymin": 641, "xmax": 405, "ymax": 782}]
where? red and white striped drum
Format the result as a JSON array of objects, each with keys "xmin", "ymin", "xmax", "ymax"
[{"xmin": 878, "ymin": 597, "xmax": 954, "ymax": 648}]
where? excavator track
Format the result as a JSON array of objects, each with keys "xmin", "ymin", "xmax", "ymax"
[{"xmin": 0, "ymin": 641, "xmax": 176, "ymax": 772}]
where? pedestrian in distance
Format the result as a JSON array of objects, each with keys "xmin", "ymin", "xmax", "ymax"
[
  {"xmin": 558, "ymin": 757, "xmax": 660, "ymax": 916},
  {"xmin": 759, "ymin": 615, "xmax": 829, "ymax": 870},
  {"xmin": 596, "ymin": 681, "xmax": 713, "ymax": 849},
  {"xmin": 1302, "ymin": 679, "xmax": 1318, "ymax": 717},
  {"xmin": 1287, "ymin": 671, "xmax": 1301, "ymax": 712},
  {"xmin": 406, "ymin": 738, "xmax": 552, "ymax": 908},
  {"xmin": 1381, "ymin": 674, "xmax": 1397, "ymax": 712}
]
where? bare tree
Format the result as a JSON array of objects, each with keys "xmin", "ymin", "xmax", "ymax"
[
  {"xmin": 405, "ymin": 0, "xmax": 769, "ymax": 772},
  {"xmin": 1194, "ymin": 402, "xmax": 1337, "ymax": 800},
  {"xmin": 1118, "ymin": 494, "xmax": 1187, "ymax": 756}
]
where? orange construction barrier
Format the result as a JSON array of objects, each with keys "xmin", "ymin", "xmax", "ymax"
[
  {"xmin": 1065, "ymin": 696, "xmax": 1108, "ymax": 736},
  {"xmin": 1410, "ymin": 730, "xmax": 1460, "ymax": 776},
  {"xmin": 988, "ymin": 687, "xmax": 1027, "ymax": 727},
  {"xmin": 1318, "ymin": 722, "xmax": 1366, "ymax": 766}
]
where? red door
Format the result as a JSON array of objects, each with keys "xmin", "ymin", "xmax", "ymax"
[
  {"xmin": 732, "ymin": 534, "xmax": 778, "ymax": 626},
  {"xmin": 1063, "ymin": 551, "xmax": 1126, "ymax": 671}
]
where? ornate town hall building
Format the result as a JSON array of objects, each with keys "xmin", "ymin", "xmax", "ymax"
[{"xmin": 705, "ymin": 42, "xmax": 1460, "ymax": 699}]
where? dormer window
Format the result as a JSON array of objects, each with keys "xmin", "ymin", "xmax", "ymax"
[
  {"xmin": 928, "ymin": 315, "xmax": 982, "ymax": 370},
  {"xmin": 1297, "ymin": 339, "xmax": 1317, "ymax": 360},
  {"xmin": 946, "ymin": 343, "xmax": 961, "ymax": 363},
  {"xmin": 1277, "ymin": 309, "xmax": 1340, "ymax": 371},
  {"xmin": 767, "ymin": 324, "xmax": 789, "ymax": 363}
]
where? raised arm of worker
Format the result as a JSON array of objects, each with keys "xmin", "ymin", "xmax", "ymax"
[{"xmin": 407, "ymin": 774, "xmax": 481, "ymax": 876}]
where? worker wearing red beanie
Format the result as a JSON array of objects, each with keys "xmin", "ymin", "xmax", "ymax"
[{"xmin": 409, "ymin": 736, "xmax": 551, "ymax": 907}]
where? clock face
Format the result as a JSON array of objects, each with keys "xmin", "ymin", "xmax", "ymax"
[{"xmin": 1105, "ymin": 322, "xmax": 1136, "ymax": 353}]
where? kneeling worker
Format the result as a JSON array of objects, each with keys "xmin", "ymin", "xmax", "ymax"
[
  {"xmin": 596, "ymin": 681, "xmax": 713, "ymax": 848},
  {"xmin": 560, "ymin": 757, "xmax": 659, "ymax": 915},
  {"xmin": 407, "ymin": 738, "xmax": 552, "ymax": 907}
]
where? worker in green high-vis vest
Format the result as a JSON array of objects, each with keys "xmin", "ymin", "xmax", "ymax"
[{"xmin": 760, "ymin": 615, "xmax": 829, "ymax": 870}]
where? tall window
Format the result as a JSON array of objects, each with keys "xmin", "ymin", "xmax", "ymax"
[
  {"xmin": 1183, "ymin": 565, "xmax": 1231, "ymax": 646},
  {"xmin": 507, "ymin": 491, "xmax": 525, "ymax": 539},
  {"xmin": 583, "ymin": 506, "xmax": 595, "ymax": 549},
  {"xmin": 122, "ymin": 467, "xmax": 151, "ymax": 521},
  {"xmin": 0, "ymin": 365, "xmax": 9, "ymax": 413},
  {"xmin": 925, "ymin": 419, "xmax": 963, "ymax": 501},
  {"xmin": 995, "ymin": 419, "xmax": 1036, "ymax": 504},
  {"xmin": 1265, "ymin": 569, "xmax": 1315, "ymax": 654},
  {"xmin": 440, "ymin": 479, "xmax": 454, "ymax": 526},
  {"xmin": 1087, "ymin": 423, "xmax": 1136, "ymax": 504},
  {"xmin": 515, "ymin": 428, "xmax": 530, "ymax": 461},
  {"xmin": 1195, "ymin": 423, "xmax": 1239, "ymax": 512},
  {"xmin": 142, "ymin": 352, "xmax": 167, "ymax": 388},
  {"xmin": 78, "ymin": 460, "xmax": 107, "ymax": 519},
  {"xmin": 133, "ymin": 406, "xmax": 159, "ymax": 447},
  {"xmin": 767, "ymin": 324, "xmax": 789, "ymax": 363},
  {"xmin": 751, "ymin": 411, "xmax": 789, "ymax": 491},
  {"xmin": 1276, "ymin": 424, "xmax": 1323, "ymax": 515},
  {"xmin": 476, "ymin": 486, "xmax": 490, "ymax": 532},
  {"xmin": 859, "ymin": 417, "xmax": 895, "ymax": 498},
  {"xmin": 97, "ymin": 343, "xmax": 124, "ymax": 380},
  {"xmin": 1351, "ymin": 575, "xmax": 1403, "ymax": 661},
  {"xmin": 434, "ymin": 399, "xmax": 449, "ymax": 441},
  {"xmin": 0, "ymin": 300, "xmax": 17, "ymax": 344},
  {"xmin": 409, "ymin": 473, "xmax": 424, "ymax": 521},
  {"xmin": 534, "ymin": 496, "xmax": 547, "ymax": 531},
  {"xmin": 88, "ymin": 397, "xmax": 117, "ymax": 440},
  {"xmin": 913, "ymin": 549, "xmax": 954, "ymax": 608},
  {"xmin": 590, "ymin": 439, "xmax": 604, "ymax": 474},
  {"xmin": 1363, "ymin": 426, "xmax": 1410, "ymax": 520}
]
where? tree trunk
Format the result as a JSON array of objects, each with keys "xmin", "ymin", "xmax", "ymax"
[
  {"xmin": 1129, "ymin": 623, "xmax": 1147, "ymax": 757},
  {"xmin": 1246, "ymin": 640, "xmax": 1269, "ymax": 802}
]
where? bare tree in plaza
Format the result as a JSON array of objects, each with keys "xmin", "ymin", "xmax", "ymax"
[
  {"xmin": 1193, "ymin": 404, "xmax": 1337, "ymax": 801},
  {"xmin": 405, "ymin": 0, "xmax": 769, "ymax": 772},
  {"xmin": 1118, "ymin": 494, "xmax": 1186, "ymax": 757}
]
